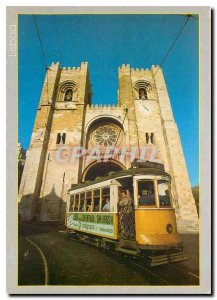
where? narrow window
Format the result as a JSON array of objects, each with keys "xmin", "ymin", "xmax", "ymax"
[
  {"xmin": 93, "ymin": 189, "xmax": 100, "ymax": 212},
  {"xmin": 74, "ymin": 194, "xmax": 79, "ymax": 212},
  {"xmin": 64, "ymin": 88, "xmax": 73, "ymax": 101},
  {"xmin": 79, "ymin": 193, "xmax": 85, "ymax": 212},
  {"xmin": 145, "ymin": 132, "xmax": 149, "ymax": 144},
  {"xmin": 139, "ymin": 88, "xmax": 147, "ymax": 100},
  {"xmin": 101, "ymin": 187, "xmax": 111, "ymax": 212},
  {"xmin": 56, "ymin": 133, "xmax": 61, "ymax": 144},
  {"xmin": 150, "ymin": 133, "xmax": 154, "ymax": 144},
  {"xmin": 62, "ymin": 133, "xmax": 66, "ymax": 144},
  {"xmin": 86, "ymin": 191, "xmax": 92, "ymax": 212},
  {"xmin": 69, "ymin": 195, "xmax": 74, "ymax": 212},
  {"xmin": 56, "ymin": 133, "xmax": 66, "ymax": 144}
]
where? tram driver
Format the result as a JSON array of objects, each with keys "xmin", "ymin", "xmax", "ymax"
[{"xmin": 139, "ymin": 189, "xmax": 155, "ymax": 206}]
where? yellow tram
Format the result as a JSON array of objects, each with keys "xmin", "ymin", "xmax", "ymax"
[{"xmin": 66, "ymin": 165, "xmax": 187, "ymax": 266}]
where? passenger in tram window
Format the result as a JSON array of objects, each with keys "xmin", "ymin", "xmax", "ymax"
[
  {"xmin": 80, "ymin": 205, "xmax": 85, "ymax": 212},
  {"xmin": 87, "ymin": 205, "xmax": 92, "ymax": 212},
  {"xmin": 139, "ymin": 189, "xmax": 155, "ymax": 206},
  {"xmin": 158, "ymin": 181, "xmax": 171, "ymax": 207},
  {"xmin": 102, "ymin": 198, "xmax": 110, "ymax": 212},
  {"xmin": 94, "ymin": 203, "xmax": 100, "ymax": 212}
]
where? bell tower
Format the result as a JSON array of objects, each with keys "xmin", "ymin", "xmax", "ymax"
[
  {"xmin": 19, "ymin": 62, "xmax": 91, "ymax": 221},
  {"xmin": 118, "ymin": 64, "xmax": 198, "ymax": 232}
]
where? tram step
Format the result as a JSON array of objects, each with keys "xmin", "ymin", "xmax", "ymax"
[
  {"xmin": 149, "ymin": 252, "xmax": 189, "ymax": 267},
  {"xmin": 116, "ymin": 247, "xmax": 138, "ymax": 256},
  {"xmin": 168, "ymin": 253, "xmax": 189, "ymax": 263},
  {"xmin": 149, "ymin": 255, "xmax": 169, "ymax": 267},
  {"xmin": 150, "ymin": 260, "xmax": 169, "ymax": 267},
  {"xmin": 168, "ymin": 252, "xmax": 187, "ymax": 258}
]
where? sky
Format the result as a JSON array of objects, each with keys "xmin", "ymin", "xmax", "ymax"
[{"xmin": 18, "ymin": 14, "xmax": 199, "ymax": 186}]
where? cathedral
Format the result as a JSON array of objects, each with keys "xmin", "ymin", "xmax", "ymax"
[{"xmin": 18, "ymin": 62, "xmax": 198, "ymax": 232}]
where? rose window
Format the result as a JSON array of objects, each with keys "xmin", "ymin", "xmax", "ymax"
[{"xmin": 90, "ymin": 125, "xmax": 123, "ymax": 147}]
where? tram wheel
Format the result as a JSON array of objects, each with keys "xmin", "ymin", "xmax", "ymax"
[{"xmin": 101, "ymin": 240, "xmax": 107, "ymax": 250}]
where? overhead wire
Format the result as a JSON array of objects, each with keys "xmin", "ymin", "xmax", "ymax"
[
  {"xmin": 149, "ymin": 15, "xmax": 191, "ymax": 85},
  {"xmin": 143, "ymin": 15, "xmax": 167, "ymax": 65},
  {"xmin": 32, "ymin": 15, "xmax": 49, "ymax": 104}
]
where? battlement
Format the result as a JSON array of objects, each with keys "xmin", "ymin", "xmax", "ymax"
[
  {"xmin": 118, "ymin": 64, "xmax": 161, "ymax": 77},
  {"xmin": 61, "ymin": 66, "xmax": 81, "ymax": 72},
  {"xmin": 51, "ymin": 62, "xmax": 60, "ymax": 66},
  {"xmin": 118, "ymin": 64, "xmax": 130, "ymax": 70},
  {"xmin": 131, "ymin": 67, "xmax": 150, "ymax": 72},
  {"xmin": 48, "ymin": 62, "xmax": 88, "ymax": 72},
  {"xmin": 87, "ymin": 104, "xmax": 120, "ymax": 110}
]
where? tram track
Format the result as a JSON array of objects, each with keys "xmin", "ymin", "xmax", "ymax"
[
  {"xmin": 18, "ymin": 223, "xmax": 199, "ymax": 286},
  {"xmin": 130, "ymin": 260, "xmax": 171, "ymax": 285},
  {"xmin": 69, "ymin": 233, "xmax": 198, "ymax": 285},
  {"xmin": 129, "ymin": 257, "xmax": 199, "ymax": 286},
  {"xmin": 20, "ymin": 235, "xmax": 49, "ymax": 285},
  {"xmin": 74, "ymin": 236, "xmax": 199, "ymax": 286}
]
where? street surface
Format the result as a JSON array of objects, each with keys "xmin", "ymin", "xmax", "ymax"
[{"xmin": 18, "ymin": 222, "xmax": 199, "ymax": 286}]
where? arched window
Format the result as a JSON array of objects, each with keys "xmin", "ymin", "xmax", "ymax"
[
  {"xmin": 64, "ymin": 88, "xmax": 73, "ymax": 101},
  {"xmin": 139, "ymin": 88, "xmax": 148, "ymax": 100},
  {"xmin": 134, "ymin": 80, "xmax": 152, "ymax": 100},
  {"xmin": 58, "ymin": 81, "xmax": 77, "ymax": 102}
]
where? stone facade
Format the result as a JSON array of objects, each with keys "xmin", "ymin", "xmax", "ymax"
[{"xmin": 18, "ymin": 62, "xmax": 198, "ymax": 232}]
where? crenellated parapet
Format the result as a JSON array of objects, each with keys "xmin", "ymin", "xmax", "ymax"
[
  {"xmin": 118, "ymin": 63, "xmax": 160, "ymax": 78},
  {"xmin": 59, "ymin": 62, "xmax": 88, "ymax": 73},
  {"xmin": 87, "ymin": 103, "xmax": 120, "ymax": 109}
]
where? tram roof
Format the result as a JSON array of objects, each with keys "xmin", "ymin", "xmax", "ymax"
[{"xmin": 68, "ymin": 167, "xmax": 171, "ymax": 192}]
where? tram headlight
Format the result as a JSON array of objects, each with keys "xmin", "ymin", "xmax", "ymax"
[{"xmin": 166, "ymin": 224, "xmax": 173, "ymax": 233}]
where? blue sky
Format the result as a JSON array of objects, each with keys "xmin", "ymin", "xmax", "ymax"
[{"xmin": 18, "ymin": 14, "xmax": 199, "ymax": 186}]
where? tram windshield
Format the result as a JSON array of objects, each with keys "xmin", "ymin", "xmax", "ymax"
[
  {"xmin": 138, "ymin": 180, "xmax": 156, "ymax": 206},
  {"xmin": 157, "ymin": 180, "xmax": 171, "ymax": 207}
]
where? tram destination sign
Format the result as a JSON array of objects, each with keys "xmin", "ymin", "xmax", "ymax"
[
  {"xmin": 66, "ymin": 212, "xmax": 115, "ymax": 238},
  {"xmin": 132, "ymin": 159, "xmax": 165, "ymax": 171}
]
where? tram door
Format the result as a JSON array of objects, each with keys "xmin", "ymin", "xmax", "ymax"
[{"xmin": 118, "ymin": 189, "xmax": 135, "ymax": 240}]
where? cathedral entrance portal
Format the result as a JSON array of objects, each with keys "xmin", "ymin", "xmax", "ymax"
[{"xmin": 82, "ymin": 161, "xmax": 125, "ymax": 182}]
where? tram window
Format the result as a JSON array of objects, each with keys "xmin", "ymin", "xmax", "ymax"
[
  {"xmin": 79, "ymin": 193, "xmax": 85, "ymax": 212},
  {"xmin": 93, "ymin": 190, "xmax": 100, "ymax": 212},
  {"xmin": 74, "ymin": 194, "xmax": 79, "ymax": 212},
  {"xmin": 102, "ymin": 197, "xmax": 110, "ymax": 212},
  {"xmin": 138, "ymin": 180, "xmax": 156, "ymax": 206},
  {"xmin": 94, "ymin": 189, "xmax": 100, "ymax": 197},
  {"xmin": 101, "ymin": 187, "xmax": 111, "ymax": 212},
  {"xmin": 86, "ymin": 191, "xmax": 92, "ymax": 212},
  {"xmin": 102, "ymin": 187, "xmax": 110, "ymax": 197},
  {"xmin": 158, "ymin": 180, "xmax": 171, "ymax": 207},
  {"xmin": 69, "ymin": 195, "xmax": 74, "ymax": 212}
]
